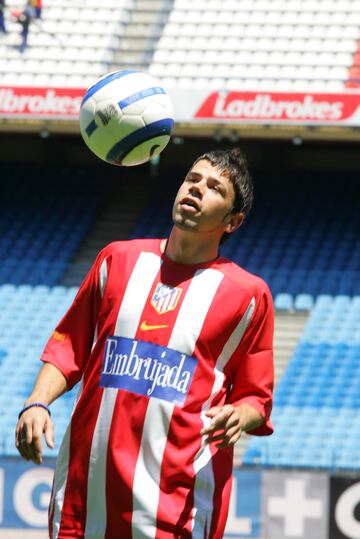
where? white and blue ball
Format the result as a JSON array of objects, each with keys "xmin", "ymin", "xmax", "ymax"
[{"xmin": 79, "ymin": 70, "xmax": 174, "ymax": 166}]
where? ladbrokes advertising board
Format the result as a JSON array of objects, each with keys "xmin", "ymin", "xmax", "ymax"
[
  {"xmin": 1, "ymin": 86, "xmax": 360, "ymax": 126},
  {"xmin": 0, "ymin": 87, "xmax": 83, "ymax": 118}
]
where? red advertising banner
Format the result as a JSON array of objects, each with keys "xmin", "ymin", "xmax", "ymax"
[
  {"xmin": 1, "ymin": 86, "xmax": 360, "ymax": 126},
  {"xmin": 0, "ymin": 87, "xmax": 84, "ymax": 117},
  {"xmin": 194, "ymin": 91, "xmax": 360, "ymax": 123}
]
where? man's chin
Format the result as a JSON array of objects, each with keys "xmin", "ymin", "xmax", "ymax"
[{"xmin": 173, "ymin": 218, "xmax": 198, "ymax": 232}]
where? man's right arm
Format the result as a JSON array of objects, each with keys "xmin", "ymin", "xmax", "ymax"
[{"xmin": 15, "ymin": 363, "xmax": 68, "ymax": 464}]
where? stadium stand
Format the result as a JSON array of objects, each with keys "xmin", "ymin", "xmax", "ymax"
[
  {"xmin": 243, "ymin": 295, "xmax": 360, "ymax": 470},
  {"xmin": 0, "ymin": 163, "xmax": 115, "ymax": 455},
  {"xmin": 149, "ymin": 0, "xmax": 360, "ymax": 90},
  {"xmin": 0, "ymin": 284, "xmax": 78, "ymax": 456},
  {"xmin": 0, "ymin": 163, "xmax": 113, "ymax": 286},
  {"xmin": 1, "ymin": 0, "xmax": 359, "ymax": 89},
  {"xmin": 0, "ymin": 0, "xmax": 135, "ymax": 87},
  {"xmin": 0, "ymin": 159, "xmax": 358, "ymax": 474}
]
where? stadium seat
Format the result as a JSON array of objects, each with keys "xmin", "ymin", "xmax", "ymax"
[
  {"xmin": 294, "ymin": 294, "xmax": 315, "ymax": 311},
  {"xmin": 274, "ymin": 293, "xmax": 294, "ymax": 311}
]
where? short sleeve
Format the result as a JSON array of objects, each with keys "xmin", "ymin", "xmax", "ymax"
[
  {"xmin": 227, "ymin": 283, "xmax": 274, "ymax": 436},
  {"xmin": 40, "ymin": 249, "xmax": 108, "ymax": 389}
]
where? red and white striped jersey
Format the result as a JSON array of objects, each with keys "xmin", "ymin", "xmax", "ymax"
[{"xmin": 42, "ymin": 239, "xmax": 274, "ymax": 539}]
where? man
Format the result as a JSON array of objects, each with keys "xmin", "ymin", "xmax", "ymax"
[
  {"xmin": 16, "ymin": 1, "xmax": 34, "ymax": 53},
  {"xmin": 16, "ymin": 148, "xmax": 274, "ymax": 538},
  {"xmin": 0, "ymin": 0, "xmax": 7, "ymax": 34}
]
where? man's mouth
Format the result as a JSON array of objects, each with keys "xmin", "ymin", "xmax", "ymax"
[{"xmin": 180, "ymin": 197, "xmax": 200, "ymax": 212}]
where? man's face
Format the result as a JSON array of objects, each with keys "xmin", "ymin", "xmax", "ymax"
[{"xmin": 172, "ymin": 160, "xmax": 237, "ymax": 236}]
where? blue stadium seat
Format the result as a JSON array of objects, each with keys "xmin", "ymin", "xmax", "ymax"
[
  {"xmin": 274, "ymin": 293, "xmax": 293, "ymax": 311},
  {"xmin": 294, "ymin": 293, "xmax": 314, "ymax": 311}
]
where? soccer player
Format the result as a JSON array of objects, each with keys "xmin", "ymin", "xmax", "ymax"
[{"xmin": 15, "ymin": 148, "xmax": 274, "ymax": 539}]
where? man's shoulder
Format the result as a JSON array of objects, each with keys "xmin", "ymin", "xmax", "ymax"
[
  {"xmin": 218, "ymin": 257, "xmax": 272, "ymax": 298},
  {"xmin": 98, "ymin": 238, "xmax": 162, "ymax": 259}
]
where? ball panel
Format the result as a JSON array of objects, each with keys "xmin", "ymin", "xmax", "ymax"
[
  {"xmin": 106, "ymin": 118, "xmax": 173, "ymax": 166},
  {"xmin": 121, "ymin": 135, "xmax": 171, "ymax": 166},
  {"xmin": 118, "ymin": 86, "xmax": 166, "ymax": 111},
  {"xmin": 141, "ymin": 101, "xmax": 174, "ymax": 125},
  {"xmin": 90, "ymin": 72, "xmax": 165, "ymax": 109},
  {"xmin": 82, "ymin": 69, "xmax": 140, "ymax": 105}
]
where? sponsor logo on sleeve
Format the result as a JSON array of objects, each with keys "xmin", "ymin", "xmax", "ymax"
[
  {"xmin": 51, "ymin": 331, "xmax": 66, "ymax": 343},
  {"xmin": 100, "ymin": 336, "xmax": 197, "ymax": 406}
]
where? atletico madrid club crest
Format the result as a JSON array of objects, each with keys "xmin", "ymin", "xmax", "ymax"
[{"xmin": 151, "ymin": 282, "xmax": 182, "ymax": 314}]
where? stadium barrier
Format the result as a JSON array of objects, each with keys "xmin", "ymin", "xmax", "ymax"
[{"xmin": 0, "ymin": 457, "xmax": 359, "ymax": 538}]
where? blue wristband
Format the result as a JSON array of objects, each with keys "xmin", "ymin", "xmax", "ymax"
[{"xmin": 18, "ymin": 402, "xmax": 51, "ymax": 419}]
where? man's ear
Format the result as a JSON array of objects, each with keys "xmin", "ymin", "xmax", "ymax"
[{"xmin": 223, "ymin": 212, "xmax": 245, "ymax": 234}]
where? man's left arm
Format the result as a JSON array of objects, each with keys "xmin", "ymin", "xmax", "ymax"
[{"xmin": 201, "ymin": 284, "xmax": 274, "ymax": 448}]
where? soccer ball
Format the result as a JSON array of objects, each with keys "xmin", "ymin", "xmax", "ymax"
[{"xmin": 79, "ymin": 70, "xmax": 174, "ymax": 166}]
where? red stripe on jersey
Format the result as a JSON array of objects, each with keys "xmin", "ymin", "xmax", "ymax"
[
  {"xmin": 155, "ymin": 408, "xmax": 203, "ymax": 538},
  {"xmin": 208, "ymin": 448, "xmax": 233, "ymax": 539},
  {"xmin": 135, "ymin": 264, "xmax": 193, "ymax": 346},
  {"xmin": 105, "ymin": 392, "xmax": 149, "ymax": 539}
]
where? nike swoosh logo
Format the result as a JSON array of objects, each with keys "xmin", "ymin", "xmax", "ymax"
[
  {"xmin": 140, "ymin": 320, "xmax": 169, "ymax": 331},
  {"xmin": 140, "ymin": 321, "xmax": 170, "ymax": 331}
]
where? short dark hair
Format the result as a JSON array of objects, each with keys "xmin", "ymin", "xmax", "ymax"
[{"xmin": 191, "ymin": 148, "xmax": 253, "ymax": 243}]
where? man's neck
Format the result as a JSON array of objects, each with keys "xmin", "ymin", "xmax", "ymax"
[{"xmin": 163, "ymin": 227, "xmax": 220, "ymax": 265}]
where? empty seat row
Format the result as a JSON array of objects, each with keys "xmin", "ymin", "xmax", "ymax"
[{"xmin": 0, "ymin": 164, "xmax": 113, "ymax": 286}]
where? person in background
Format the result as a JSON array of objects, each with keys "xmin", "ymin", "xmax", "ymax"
[
  {"xmin": 0, "ymin": 0, "xmax": 7, "ymax": 34},
  {"xmin": 32, "ymin": 0, "xmax": 41, "ymax": 19},
  {"xmin": 17, "ymin": 0, "xmax": 36, "ymax": 52}
]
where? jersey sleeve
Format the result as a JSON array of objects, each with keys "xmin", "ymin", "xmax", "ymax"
[
  {"xmin": 227, "ymin": 283, "xmax": 274, "ymax": 436},
  {"xmin": 40, "ymin": 248, "xmax": 108, "ymax": 389}
]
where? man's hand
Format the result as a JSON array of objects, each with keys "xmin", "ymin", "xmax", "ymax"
[
  {"xmin": 15, "ymin": 407, "xmax": 54, "ymax": 464},
  {"xmin": 200, "ymin": 403, "xmax": 264, "ymax": 449}
]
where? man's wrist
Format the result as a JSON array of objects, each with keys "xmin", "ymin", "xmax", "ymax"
[
  {"xmin": 24, "ymin": 396, "xmax": 51, "ymax": 407},
  {"xmin": 235, "ymin": 403, "xmax": 265, "ymax": 432},
  {"xmin": 19, "ymin": 402, "xmax": 51, "ymax": 419}
]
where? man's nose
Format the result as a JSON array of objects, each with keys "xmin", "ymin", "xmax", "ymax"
[{"xmin": 189, "ymin": 180, "xmax": 205, "ymax": 198}]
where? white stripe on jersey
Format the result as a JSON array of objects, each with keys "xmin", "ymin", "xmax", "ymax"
[
  {"xmin": 114, "ymin": 252, "xmax": 162, "ymax": 337},
  {"xmin": 90, "ymin": 259, "xmax": 107, "ymax": 352},
  {"xmin": 51, "ymin": 425, "xmax": 71, "ymax": 539},
  {"xmin": 192, "ymin": 297, "xmax": 256, "ymax": 539},
  {"xmin": 131, "ymin": 398, "xmax": 173, "ymax": 539},
  {"xmin": 132, "ymin": 268, "xmax": 223, "ymax": 539},
  {"xmin": 99, "ymin": 258, "xmax": 108, "ymax": 298},
  {"xmin": 169, "ymin": 268, "xmax": 224, "ymax": 354},
  {"xmin": 84, "ymin": 252, "xmax": 162, "ymax": 538}
]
